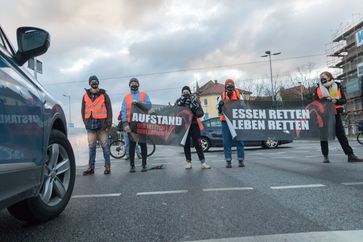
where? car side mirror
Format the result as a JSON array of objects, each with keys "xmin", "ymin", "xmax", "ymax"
[{"xmin": 15, "ymin": 27, "xmax": 50, "ymax": 66}]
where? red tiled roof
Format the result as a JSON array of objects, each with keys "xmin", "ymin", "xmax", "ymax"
[{"xmin": 280, "ymin": 85, "xmax": 307, "ymax": 100}]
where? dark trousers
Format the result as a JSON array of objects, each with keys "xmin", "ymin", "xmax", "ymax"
[
  {"xmin": 320, "ymin": 114, "xmax": 353, "ymax": 156},
  {"xmin": 184, "ymin": 122, "xmax": 205, "ymax": 162},
  {"xmin": 129, "ymin": 138, "xmax": 147, "ymax": 167}
]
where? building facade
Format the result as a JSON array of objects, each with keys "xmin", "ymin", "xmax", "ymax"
[
  {"xmin": 328, "ymin": 19, "xmax": 363, "ymax": 131},
  {"xmin": 196, "ymin": 80, "xmax": 251, "ymax": 119}
]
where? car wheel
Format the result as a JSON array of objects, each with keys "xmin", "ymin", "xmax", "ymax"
[
  {"xmin": 263, "ymin": 138, "xmax": 279, "ymax": 149},
  {"xmin": 200, "ymin": 137, "xmax": 210, "ymax": 152},
  {"xmin": 8, "ymin": 130, "xmax": 75, "ymax": 223}
]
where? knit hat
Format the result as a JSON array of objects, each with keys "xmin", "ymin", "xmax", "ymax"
[
  {"xmin": 182, "ymin": 86, "xmax": 191, "ymax": 93},
  {"xmin": 89, "ymin": 75, "xmax": 99, "ymax": 84},
  {"xmin": 129, "ymin": 77, "xmax": 139, "ymax": 86},
  {"xmin": 225, "ymin": 79, "xmax": 235, "ymax": 87}
]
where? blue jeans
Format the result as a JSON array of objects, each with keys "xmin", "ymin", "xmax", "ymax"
[
  {"xmin": 222, "ymin": 121, "xmax": 244, "ymax": 161},
  {"xmin": 87, "ymin": 129, "xmax": 111, "ymax": 168},
  {"xmin": 123, "ymin": 132, "xmax": 141, "ymax": 158}
]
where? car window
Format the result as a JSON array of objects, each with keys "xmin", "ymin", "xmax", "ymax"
[
  {"xmin": 203, "ymin": 120, "xmax": 211, "ymax": 128},
  {"xmin": 210, "ymin": 119, "xmax": 222, "ymax": 128}
]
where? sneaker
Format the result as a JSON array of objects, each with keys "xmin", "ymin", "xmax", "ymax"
[
  {"xmin": 129, "ymin": 166, "xmax": 136, "ymax": 173},
  {"xmin": 104, "ymin": 165, "xmax": 111, "ymax": 175},
  {"xmin": 348, "ymin": 154, "xmax": 363, "ymax": 162},
  {"xmin": 323, "ymin": 156, "xmax": 330, "ymax": 163},
  {"xmin": 238, "ymin": 160, "xmax": 245, "ymax": 167},
  {"xmin": 124, "ymin": 156, "xmax": 129, "ymax": 161},
  {"xmin": 141, "ymin": 166, "xmax": 148, "ymax": 172},
  {"xmin": 185, "ymin": 162, "xmax": 192, "ymax": 169},
  {"xmin": 83, "ymin": 166, "xmax": 94, "ymax": 176},
  {"xmin": 226, "ymin": 161, "xmax": 232, "ymax": 168},
  {"xmin": 201, "ymin": 162, "xmax": 211, "ymax": 169}
]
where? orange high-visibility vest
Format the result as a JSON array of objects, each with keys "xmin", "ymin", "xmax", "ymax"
[
  {"xmin": 84, "ymin": 93, "xmax": 107, "ymax": 119},
  {"xmin": 126, "ymin": 92, "xmax": 146, "ymax": 122},
  {"xmin": 197, "ymin": 118, "xmax": 204, "ymax": 130},
  {"xmin": 316, "ymin": 86, "xmax": 343, "ymax": 110},
  {"xmin": 219, "ymin": 90, "xmax": 241, "ymax": 121}
]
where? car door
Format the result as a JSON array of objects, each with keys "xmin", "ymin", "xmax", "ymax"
[{"xmin": 0, "ymin": 46, "xmax": 44, "ymax": 204}]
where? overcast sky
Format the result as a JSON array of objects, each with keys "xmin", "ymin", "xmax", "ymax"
[{"xmin": 1, "ymin": 0, "xmax": 362, "ymax": 126}]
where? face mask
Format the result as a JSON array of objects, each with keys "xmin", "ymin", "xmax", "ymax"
[
  {"xmin": 226, "ymin": 85, "xmax": 234, "ymax": 94},
  {"xmin": 182, "ymin": 94, "xmax": 190, "ymax": 98},
  {"xmin": 91, "ymin": 83, "xmax": 99, "ymax": 89},
  {"xmin": 131, "ymin": 85, "xmax": 139, "ymax": 91},
  {"xmin": 323, "ymin": 80, "xmax": 334, "ymax": 88}
]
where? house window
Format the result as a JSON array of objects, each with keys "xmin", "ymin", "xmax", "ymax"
[{"xmin": 204, "ymin": 99, "xmax": 208, "ymax": 106}]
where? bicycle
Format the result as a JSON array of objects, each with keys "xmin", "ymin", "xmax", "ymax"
[{"xmin": 109, "ymin": 131, "xmax": 156, "ymax": 159}]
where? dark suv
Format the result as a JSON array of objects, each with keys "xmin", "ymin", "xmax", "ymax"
[{"xmin": 0, "ymin": 26, "xmax": 75, "ymax": 222}]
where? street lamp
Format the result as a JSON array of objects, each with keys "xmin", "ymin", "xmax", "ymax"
[
  {"xmin": 62, "ymin": 94, "xmax": 71, "ymax": 124},
  {"xmin": 261, "ymin": 50, "xmax": 281, "ymax": 102}
]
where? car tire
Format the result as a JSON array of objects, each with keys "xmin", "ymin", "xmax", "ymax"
[
  {"xmin": 7, "ymin": 130, "xmax": 75, "ymax": 223},
  {"xmin": 200, "ymin": 137, "xmax": 211, "ymax": 152},
  {"xmin": 262, "ymin": 138, "xmax": 279, "ymax": 149}
]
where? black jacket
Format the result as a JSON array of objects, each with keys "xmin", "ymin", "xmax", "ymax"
[
  {"xmin": 175, "ymin": 96, "xmax": 203, "ymax": 124},
  {"xmin": 81, "ymin": 89, "xmax": 113, "ymax": 129},
  {"xmin": 314, "ymin": 82, "xmax": 346, "ymax": 114}
]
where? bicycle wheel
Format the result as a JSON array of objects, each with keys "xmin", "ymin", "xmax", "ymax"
[
  {"xmin": 110, "ymin": 140, "xmax": 126, "ymax": 159},
  {"xmin": 357, "ymin": 133, "xmax": 363, "ymax": 145}
]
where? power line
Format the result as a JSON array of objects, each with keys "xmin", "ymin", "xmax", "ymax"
[{"xmin": 45, "ymin": 53, "xmax": 325, "ymax": 85}]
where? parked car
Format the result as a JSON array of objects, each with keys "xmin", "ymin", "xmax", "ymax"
[
  {"xmin": 0, "ymin": 25, "xmax": 75, "ymax": 222},
  {"xmin": 200, "ymin": 117, "xmax": 293, "ymax": 152}
]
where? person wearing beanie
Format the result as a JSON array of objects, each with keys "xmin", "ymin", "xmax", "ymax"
[
  {"xmin": 81, "ymin": 75, "xmax": 113, "ymax": 175},
  {"xmin": 176, "ymin": 86, "xmax": 211, "ymax": 169},
  {"xmin": 218, "ymin": 79, "xmax": 245, "ymax": 168},
  {"xmin": 121, "ymin": 77, "xmax": 152, "ymax": 173},
  {"xmin": 315, "ymin": 71, "xmax": 362, "ymax": 163}
]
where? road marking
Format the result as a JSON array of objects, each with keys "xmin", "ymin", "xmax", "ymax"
[
  {"xmin": 203, "ymin": 187, "xmax": 254, "ymax": 192},
  {"xmin": 270, "ymin": 184, "xmax": 325, "ymax": 190},
  {"xmin": 136, "ymin": 190, "xmax": 188, "ymax": 196},
  {"xmin": 186, "ymin": 230, "xmax": 363, "ymax": 242},
  {"xmin": 72, "ymin": 193, "xmax": 121, "ymax": 198},
  {"xmin": 342, "ymin": 182, "xmax": 363, "ymax": 186}
]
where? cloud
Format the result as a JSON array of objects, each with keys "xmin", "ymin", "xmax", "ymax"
[{"xmin": 1, "ymin": 0, "xmax": 362, "ymax": 127}]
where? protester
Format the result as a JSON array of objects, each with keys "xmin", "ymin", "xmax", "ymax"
[
  {"xmin": 81, "ymin": 75, "xmax": 113, "ymax": 175},
  {"xmin": 315, "ymin": 71, "xmax": 362, "ymax": 163},
  {"xmin": 218, "ymin": 79, "xmax": 245, "ymax": 168},
  {"xmin": 176, "ymin": 86, "xmax": 211, "ymax": 169},
  {"xmin": 121, "ymin": 78, "xmax": 152, "ymax": 172}
]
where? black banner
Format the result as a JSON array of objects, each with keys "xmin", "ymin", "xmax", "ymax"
[
  {"xmin": 221, "ymin": 100, "xmax": 336, "ymax": 141},
  {"xmin": 128, "ymin": 103, "xmax": 193, "ymax": 146}
]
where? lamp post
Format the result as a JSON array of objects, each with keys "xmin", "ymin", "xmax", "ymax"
[
  {"xmin": 62, "ymin": 94, "xmax": 71, "ymax": 124},
  {"xmin": 261, "ymin": 50, "xmax": 281, "ymax": 102}
]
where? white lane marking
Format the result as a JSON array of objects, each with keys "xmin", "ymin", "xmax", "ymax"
[
  {"xmin": 342, "ymin": 182, "xmax": 363, "ymax": 186},
  {"xmin": 203, "ymin": 187, "xmax": 254, "ymax": 192},
  {"xmin": 270, "ymin": 184, "xmax": 325, "ymax": 190},
  {"xmin": 304, "ymin": 155, "xmax": 321, "ymax": 158},
  {"xmin": 72, "ymin": 193, "xmax": 121, "ymax": 198},
  {"xmin": 186, "ymin": 230, "xmax": 363, "ymax": 242},
  {"xmin": 136, "ymin": 190, "xmax": 188, "ymax": 196}
]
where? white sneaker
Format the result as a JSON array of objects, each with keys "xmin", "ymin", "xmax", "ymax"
[
  {"xmin": 201, "ymin": 162, "xmax": 211, "ymax": 169},
  {"xmin": 185, "ymin": 162, "xmax": 192, "ymax": 169}
]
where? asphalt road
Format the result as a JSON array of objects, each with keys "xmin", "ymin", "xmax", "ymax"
[{"xmin": 1, "ymin": 140, "xmax": 363, "ymax": 242}]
